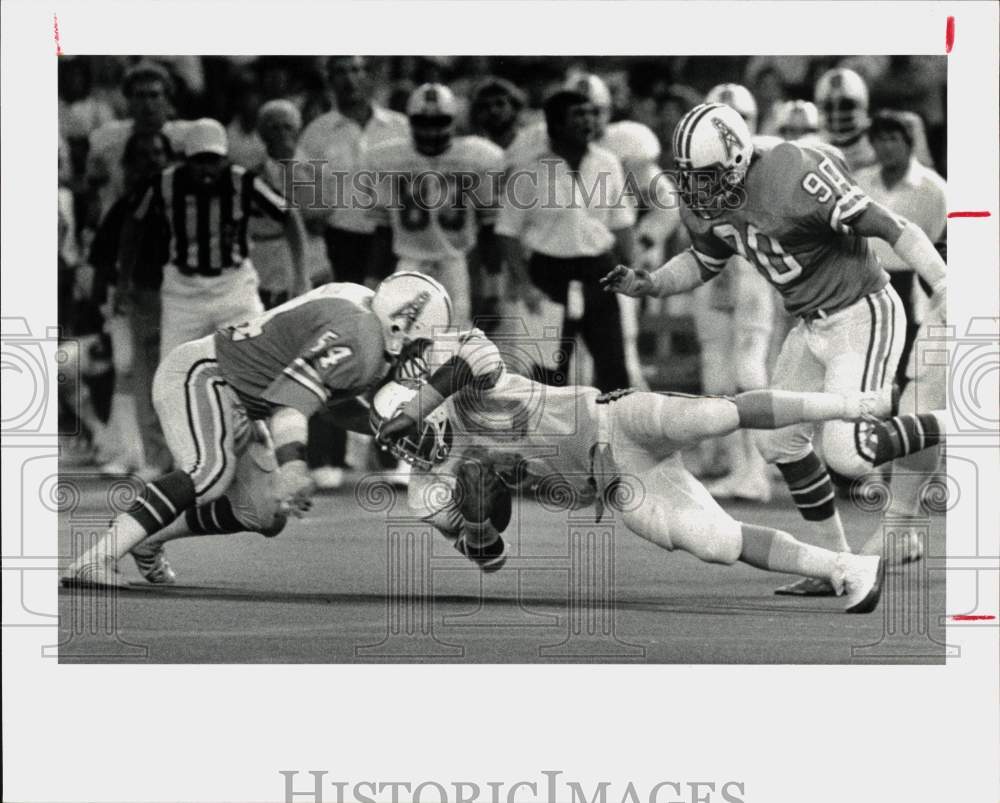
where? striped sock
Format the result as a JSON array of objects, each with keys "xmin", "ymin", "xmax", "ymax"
[
  {"xmin": 124, "ymin": 470, "xmax": 195, "ymax": 536},
  {"xmin": 777, "ymin": 452, "xmax": 837, "ymax": 522},
  {"xmin": 871, "ymin": 413, "xmax": 945, "ymax": 467},
  {"xmin": 185, "ymin": 496, "xmax": 245, "ymax": 535},
  {"xmin": 739, "ymin": 523, "xmax": 836, "ymax": 579}
]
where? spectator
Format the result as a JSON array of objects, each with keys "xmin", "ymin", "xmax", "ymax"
[
  {"xmin": 469, "ymin": 76, "xmax": 526, "ymax": 149},
  {"xmin": 86, "ymin": 61, "xmax": 193, "ymax": 227},
  {"xmin": 298, "ymin": 56, "xmax": 410, "ymax": 283},
  {"xmin": 226, "ymin": 72, "xmax": 267, "ymax": 169},
  {"xmin": 249, "ymin": 100, "xmax": 305, "ymax": 309},
  {"xmin": 497, "ymin": 89, "xmax": 636, "ymax": 390},
  {"xmin": 89, "ymin": 131, "xmax": 174, "ymax": 476},
  {"xmin": 123, "ymin": 118, "xmax": 307, "ymax": 358},
  {"xmin": 855, "ymin": 110, "xmax": 947, "ymax": 387}
]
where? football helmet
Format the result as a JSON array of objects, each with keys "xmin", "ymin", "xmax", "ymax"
[
  {"xmin": 774, "ymin": 99, "xmax": 820, "ymax": 141},
  {"xmin": 705, "ymin": 83, "xmax": 759, "ymax": 134},
  {"xmin": 371, "ymin": 271, "xmax": 453, "ymax": 356},
  {"xmin": 564, "ymin": 72, "xmax": 612, "ymax": 131},
  {"xmin": 370, "ymin": 380, "xmax": 453, "ymax": 470},
  {"xmin": 815, "ymin": 68, "xmax": 870, "ymax": 144},
  {"xmin": 671, "ymin": 102, "xmax": 754, "ymax": 219},
  {"xmin": 407, "ymin": 83, "xmax": 457, "ymax": 156}
]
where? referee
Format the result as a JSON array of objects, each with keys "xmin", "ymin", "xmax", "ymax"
[
  {"xmin": 497, "ymin": 89, "xmax": 636, "ymax": 390},
  {"xmin": 126, "ymin": 118, "xmax": 307, "ymax": 358}
]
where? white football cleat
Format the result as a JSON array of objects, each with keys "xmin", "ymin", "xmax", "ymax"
[
  {"xmin": 836, "ymin": 553, "xmax": 885, "ymax": 614},
  {"xmin": 61, "ymin": 555, "xmax": 130, "ymax": 589},
  {"xmin": 130, "ymin": 541, "xmax": 177, "ymax": 584}
]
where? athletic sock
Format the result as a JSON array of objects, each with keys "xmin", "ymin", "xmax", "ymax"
[
  {"xmin": 738, "ymin": 523, "xmax": 837, "ymax": 580},
  {"xmin": 735, "ymin": 389, "xmax": 849, "ymax": 428},
  {"xmin": 184, "ymin": 496, "xmax": 246, "ymax": 535},
  {"xmin": 71, "ymin": 470, "xmax": 195, "ymax": 567},
  {"xmin": 777, "ymin": 452, "xmax": 837, "ymax": 522},
  {"xmin": 870, "ymin": 412, "xmax": 945, "ymax": 467}
]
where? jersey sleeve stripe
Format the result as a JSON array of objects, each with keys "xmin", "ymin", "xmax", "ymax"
[
  {"xmin": 829, "ymin": 188, "xmax": 871, "ymax": 232},
  {"xmin": 252, "ymin": 175, "xmax": 289, "ymax": 218},
  {"xmin": 282, "ymin": 359, "xmax": 328, "ymax": 401},
  {"xmin": 690, "ymin": 246, "xmax": 727, "ymax": 273}
]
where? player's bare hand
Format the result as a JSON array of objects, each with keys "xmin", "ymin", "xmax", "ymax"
[
  {"xmin": 275, "ymin": 461, "xmax": 315, "ymax": 519},
  {"xmin": 599, "ymin": 264, "xmax": 653, "ymax": 297}
]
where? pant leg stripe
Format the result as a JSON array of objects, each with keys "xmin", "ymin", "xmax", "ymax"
[
  {"xmin": 183, "ymin": 359, "xmax": 217, "ymax": 481},
  {"xmin": 193, "ymin": 378, "xmax": 230, "ymax": 497},
  {"xmin": 876, "ymin": 289, "xmax": 899, "ymax": 388}
]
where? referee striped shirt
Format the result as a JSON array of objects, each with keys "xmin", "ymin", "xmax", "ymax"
[{"xmin": 133, "ymin": 162, "xmax": 288, "ymax": 276}]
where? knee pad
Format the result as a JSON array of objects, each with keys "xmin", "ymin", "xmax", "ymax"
[
  {"xmin": 754, "ymin": 424, "xmax": 813, "ymax": 465},
  {"xmin": 822, "ymin": 420, "xmax": 876, "ymax": 479},
  {"xmin": 227, "ymin": 441, "xmax": 286, "ymax": 535}
]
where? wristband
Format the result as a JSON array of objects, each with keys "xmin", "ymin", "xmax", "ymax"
[{"xmin": 275, "ymin": 442, "xmax": 307, "ymax": 466}]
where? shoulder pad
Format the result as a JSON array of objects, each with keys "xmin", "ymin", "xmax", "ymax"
[
  {"xmin": 505, "ymin": 122, "xmax": 548, "ymax": 167},
  {"xmin": 603, "ymin": 120, "xmax": 661, "ymax": 164}
]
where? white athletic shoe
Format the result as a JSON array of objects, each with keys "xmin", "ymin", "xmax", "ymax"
[
  {"xmin": 835, "ymin": 553, "xmax": 885, "ymax": 614},
  {"xmin": 61, "ymin": 555, "xmax": 129, "ymax": 589},
  {"xmin": 312, "ymin": 466, "xmax": 345, "ymax": 491},
  {"xmin": 130, "ymin": 542, "xmax": 177, "ymax": 584}
]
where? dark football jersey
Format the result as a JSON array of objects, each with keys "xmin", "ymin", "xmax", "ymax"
[
  {"xmin": 683, "ymin": 140, "xmax": 888, "ymax": 317},
  {"xmin": 214, "ymin": 283, "xmax": 390, "ymax": 419}
]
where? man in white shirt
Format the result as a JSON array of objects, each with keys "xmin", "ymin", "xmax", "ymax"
[
  {"xmin": 855, "ymin": 110, "xmax": 947, "ymax": 385},
  {"xmin": 85, "ymin": 61, "xmax": 193, "ymax": 225},
  {"xmin": 497, "ymin": 89, "xmax": 636, "ymax": 391},
  {"xmin": 297, "ymin": 56, "xmax": 409, "ymax": 285}
]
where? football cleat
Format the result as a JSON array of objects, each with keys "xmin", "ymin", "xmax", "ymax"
[
  {"xmin": 774, "ymin": 576, "xmax": 838, "ymax": 597},
  {"xmin": 130, "ymin": 541, "xmax": 177, "ymax": 585},
  {"xmin": 836, "ymin": 553, "xmax": 885, "ymax": 614},
  {"xmin": 61, "ymin": 555, "xmax": 129, "ymax": 589},
  {"xmin": 455, "ymin": 534, "xmax": 508, "ymax": 573}
]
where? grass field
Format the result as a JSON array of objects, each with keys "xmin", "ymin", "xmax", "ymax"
[{"xmin": 57, "ymin": 473, "xmax": 947, "ymax": 664}]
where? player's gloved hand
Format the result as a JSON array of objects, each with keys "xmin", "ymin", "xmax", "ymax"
[
  {"xmin": 377, "ymin": 412, "xmax": 418, "ymax": 446},
  {"xmin": 275, "ymin": 460, "xmax": 315, "ymax": 519},
  {"xmin": 599, "ymin": 264, "xmax": 654, "ymax": 297},
  {"xmin": 455, "ymin": 447, "xmax": 512, "ymax": 531}
]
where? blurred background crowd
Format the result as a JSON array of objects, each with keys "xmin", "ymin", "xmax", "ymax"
[{"xmin": 57, "ymin": 54, "xmax": 948, "ymax": 492}]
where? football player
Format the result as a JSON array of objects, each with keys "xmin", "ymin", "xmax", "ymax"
[
  {"xmin": 815, "ymin": 67, "xmax": 877, "ymax": 172},
  {"xmin": 506, "ymin": 73, "xmax": 663, "ymax": 390},
  {"xmin": 773, "ymin": 99, "xmax": 822, "ymax": 143},
  {"xmin": 367, "ymin": 83, "xmax": 504, "ymax": 331},
  {"xmin": 61, "ymin": 272, "xmax": 476, "ymax": 587},
  {"xmin": 693, "ymin": 84, "xmax": 778, "ymax": 502},
  {"xmin": 374, "ymin": 373, "xmax": 902, "ymax": 613},
  {"xmin": 602, "ymin": 102, "xmax": 947, "ymax": 595}
]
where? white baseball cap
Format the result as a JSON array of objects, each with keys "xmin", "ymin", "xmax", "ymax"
[{"xmin": 184, "ymin": 118, "xmax": 228, "ymax": 157}]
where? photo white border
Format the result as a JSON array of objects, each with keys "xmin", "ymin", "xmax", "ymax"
[{"xmin": 2, "ymin": 1, "xmax": 997, "ymax": 801}]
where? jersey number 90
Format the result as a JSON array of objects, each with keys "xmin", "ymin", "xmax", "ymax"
[{"xmin": 712, "ymin": 223, "xmax": 804, "ymax": 285}]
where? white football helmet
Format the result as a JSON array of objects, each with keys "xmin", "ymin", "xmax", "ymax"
[
  {"xmin": 705, "ymin": 83, "xmax": 759, "ymax": 134},
  {"xmin": 774, "ymin": 99, "xmax": 820, "ymax": 141},
  {"xmin": 371, "ymin": 271, "xmax": 453, "ymax": 356},
  {"xmin": 671, "ymin": 102, "xmax": 754, "ymax": 219},
  {"xmin": 815, "ymin": 68, "xmax": 870, "ymax": 144},
  {"xmin": 564, "ymin": 72, "xmax": 612, "ymax": 130},
  {"xmin": 370, "ymin": 381, "xmax": 453, "ymax": 470},
  {"xmin": 407, "ymin": 83, "xmax": 457, "ymax": 155}
]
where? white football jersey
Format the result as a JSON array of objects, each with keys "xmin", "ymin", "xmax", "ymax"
[
  {"xmin": 368, "ymin": 135, "xmax": 504, "ymax": 261},
  {"xmin": 408, "ymin": 372, "xmax": 604, "ymax": 525}
]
